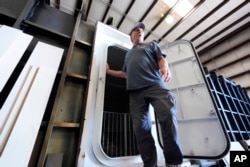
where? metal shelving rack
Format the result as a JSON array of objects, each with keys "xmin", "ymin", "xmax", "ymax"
[{"xmin": 204, "ymin": 67, "xmax": 250, "ymax": 142}]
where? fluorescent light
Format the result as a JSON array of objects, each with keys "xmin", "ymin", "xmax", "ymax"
[
  {"xmin": 165, "ymin": 15, "xmax": 174, "ymax": 24},
  {"xmin": 163, "ymin": 0, "xmax": 193, "ymax": 17},
  {"xmin": 174, "ymin": 0, "xmax": 193, "ymax": 17}
]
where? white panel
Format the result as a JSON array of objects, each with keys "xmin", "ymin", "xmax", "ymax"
[
  {"xmin": 0, "ymin": 39, "xmax": 63, "ymax": 166},
  {"xmin": 173, "ymin": 85, "xmax": 216, "ymax": 120},
  {"xmin": 169, "ymin": 58, "xmax": 204, "ymax": 88},
  {"xmin": 27, "ymin": 41, "xmax": 64, "ymax": 69},
  {"xmin": 0, "ymin": 26, "xmax": 33, "ymax": 92},
  {"xmin": 0, "ymin": 67, "xmax": 34, "ymax": 149},
  {"xmin": 179, "ymin": 119, "xmax": 229, "ymax": 156},
  {"xmin": 0, "ymin": 25, "xmax": 21, "ymax": 57},
  {"xmin": 161, "ymin": 40, "xmax": 230, "ymax": 158}
]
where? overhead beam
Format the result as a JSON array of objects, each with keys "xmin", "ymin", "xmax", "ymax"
[
  {"xmin": 191, "ymin": 0, "xmax": 249, "ymax": 42},
  {"xmin": 198, "ymin": 22, "xmax": 249, "ymax": 55},
  {"xmin": 176, "ymin": 0, "xmax": 229, "ymax": 40},
  {"xmin": 157, "ymin": 0, "xmax": 205, "ymax": 42},
  {"xmin": 117, "ymin": 0, "xmax": 135, "ymax": 29},
  {"xmin": 196, "ymin": 14, "xmax": 249, "ymax": 49},
  {"xmin": 144, "ymin": 0, "xmax": 180, "ymax": 40},
  {"xmin": 101, "ymin": 0, "xmax": 113, "ymax": 22}
]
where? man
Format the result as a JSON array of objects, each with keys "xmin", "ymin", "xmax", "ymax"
[{"xmin": 106, "ymin": 22, "xmax": 183, "ymax": 167}]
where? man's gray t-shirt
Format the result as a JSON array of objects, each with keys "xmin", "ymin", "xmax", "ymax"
[{"xmin": 123, "ymin": 41, "xmax": 167, "ymax": 90}]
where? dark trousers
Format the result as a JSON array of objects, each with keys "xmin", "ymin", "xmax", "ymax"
[{"xmin": 129, "ymin": 84, "xmax": 183, "ymax": 167}]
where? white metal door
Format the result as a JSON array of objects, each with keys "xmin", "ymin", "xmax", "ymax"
[{"xmin": 157, "ymin": 40, "xmax": 230, "ymax": 159}]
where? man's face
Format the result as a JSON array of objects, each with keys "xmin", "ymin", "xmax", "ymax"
[{"xmin": 131, "ymin": 27, "xmax": 144, "ymax": 44}]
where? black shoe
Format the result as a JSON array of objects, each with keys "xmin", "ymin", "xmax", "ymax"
[{"xmin": 165, "ymin": 163, "xmax": 181, "ymax": 167}]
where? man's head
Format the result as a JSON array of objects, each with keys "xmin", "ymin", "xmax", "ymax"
[
  {"xmin": 130, "ymin": 22, "xmax": 145, "ymax": 45},
  {"xmin": 131, "ymin": 22, "xmax": 145, "ymax": 32}
]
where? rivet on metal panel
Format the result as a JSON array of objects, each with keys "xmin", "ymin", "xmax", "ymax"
[
  {"xmin": 210, "ymin": 109, "xmax": 216, "ymax": 115},
  {"xmin": 191, "ymin": 88, "xmax": 194, "ymax": 93},
  {"xmin": 99, "ymin": 77, "xmax": 104, "ymax": 83}
]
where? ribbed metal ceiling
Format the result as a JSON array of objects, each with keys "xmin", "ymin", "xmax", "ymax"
[{"xmin": 50, "ymin": 0, "xmax": 250, "ymax": 96}]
